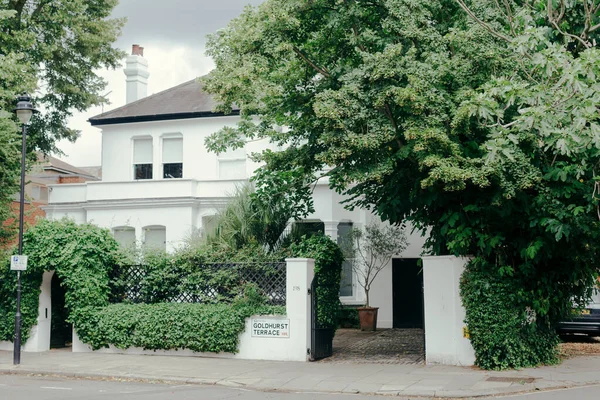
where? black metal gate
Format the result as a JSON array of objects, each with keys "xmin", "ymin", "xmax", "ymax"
[{"xmin": 310, "ymin": 276, "xmax": 334, "ymax": 361}]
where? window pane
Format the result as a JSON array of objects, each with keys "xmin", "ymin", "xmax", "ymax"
[
  {"xmin": 337, "ymin": 222, "xmax": 354, "ymax": 297},
  {"xmin": 163, "ymin": 163, "xmax": 183, "ymax": 179},
  {"xmin": 133, "ymin": 139, "xmax": 153, "ymax": 163},
  {"xmin": 163, "ymin": 138, "xmax": 183, "ymax": 163},
  {"xmin": 134, "ymin": 164, "xmax": 152, "ymax": 179},
  {"xmin": 340, "ymin": 259, "xmax": 353, "ymax": 297}
]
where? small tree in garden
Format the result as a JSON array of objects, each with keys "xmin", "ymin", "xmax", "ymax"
[{"xmin": 349, "ymin": 222, "xmax": 408, "ymax": 308}]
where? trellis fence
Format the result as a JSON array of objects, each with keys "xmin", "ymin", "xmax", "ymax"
[{"xmin": 109, "ymin": 262, "xmax": 287, "ymax": 305}]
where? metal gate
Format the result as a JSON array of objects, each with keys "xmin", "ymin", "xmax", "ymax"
[{"xmin": 310, "ymin": 276, "xmax": 334, "ymax": 361}]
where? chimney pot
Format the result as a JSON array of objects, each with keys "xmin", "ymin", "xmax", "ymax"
[{"xmin": 132, "ymin": 44, "xmax": 144, "ymax": 56}]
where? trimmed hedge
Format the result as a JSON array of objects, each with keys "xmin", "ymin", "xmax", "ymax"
[{"xmin": 74, "ymin": 301, "xmax": 285, "ymax": 353}]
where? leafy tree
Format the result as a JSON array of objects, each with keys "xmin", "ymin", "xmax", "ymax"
[
  {"xmin": 0, "ymin": 1, "xmax": 124, "ymax": 242},
  {"xmin": 204, "ymin": 0, "xmax": 600, "ymax": 367}
]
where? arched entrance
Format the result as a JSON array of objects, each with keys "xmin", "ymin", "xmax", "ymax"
[{"xmin": 50, "ymin": 273, "xmax": 72, "ymax": 348}]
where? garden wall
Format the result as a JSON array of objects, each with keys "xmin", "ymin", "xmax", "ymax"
[
  {"xmin": 423, "ymin": 255, "xmax": 475, "ymax": 366},
  {"xmin": 71, "ymin": 258, "xmax": 314, "ymax": 362}
]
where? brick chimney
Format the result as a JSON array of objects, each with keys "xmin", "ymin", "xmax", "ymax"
[{"xmin": 123, "ymin": 44, "xmax": 149, "ymax": 104}]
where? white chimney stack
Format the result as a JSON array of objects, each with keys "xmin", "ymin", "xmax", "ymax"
[{"xmin": 124, "ymin": 44, "xmax": 149, "ymax": 104}]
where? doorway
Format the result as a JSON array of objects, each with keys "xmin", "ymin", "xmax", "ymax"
[
  {"xmin": 392, "ymin": 258, "xmax": 424, "ymax": 328},
  {"xmin": 50, "ymin": 273, "xmax": 72, "ymax": 348}
]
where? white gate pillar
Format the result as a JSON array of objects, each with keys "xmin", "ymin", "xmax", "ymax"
[{"xmin": 422, "ymin": 256, "xmax": 475, "ymax": 366}]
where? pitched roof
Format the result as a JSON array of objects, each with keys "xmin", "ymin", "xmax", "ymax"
[
  {"xmin": 35, "ymin": 153, "xmax": 99, "ymax": 179},
  {"xmin": 89, "ymin": 79, "xmax": 239, "ymax": 126}
]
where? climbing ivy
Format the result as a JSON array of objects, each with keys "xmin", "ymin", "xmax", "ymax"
[
  {"xmin": 460, "ymin": 259, "xmax": 561, "ymax": 370},
  {"xmin": 0, "ymin": 218, "xmax": 122, "ymax": 342},
  {"xmin": 291, "ymin": 234, "xmax": 343, "ymax": 329}
]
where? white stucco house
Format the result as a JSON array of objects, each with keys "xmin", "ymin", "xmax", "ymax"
[{"xmin": 45, "ymin": 45, "xmax": 427, "ymax": 329}]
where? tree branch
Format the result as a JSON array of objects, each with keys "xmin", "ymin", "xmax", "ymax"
[
  {"xmin": 454, "ymin": 0, "xmax": 513, "ymax": 43},
  {"xmin": 292, "ymin": 47, "xmax": 331, "ymax": 78}
]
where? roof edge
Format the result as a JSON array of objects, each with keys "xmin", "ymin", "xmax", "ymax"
[{"xmin": 89, "ymin": 110, "xmax": 241, "ymax": 126}]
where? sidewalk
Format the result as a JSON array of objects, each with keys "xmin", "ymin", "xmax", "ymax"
[{"xmin": 1, "ymin": 349, "xmax": 599, "ymax": 397}]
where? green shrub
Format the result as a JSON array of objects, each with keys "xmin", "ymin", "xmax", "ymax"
[
  {"xmin": 74, "ymin": 300, "xmax": 284, "ymax": 353},
  {"xmin": 338, "ymin": 306, "xmax": 360, "ymax": 329},
  {"xmin": 291, "ymin": 234, "xmax": 343, "ymax": 329},
  {"xmin": 0, "ymin": 219, "xmax": 122, "ymax": 342},
  {"xmin": 460, "ymin": 260, "xmax": 561, "ymax": 370}
]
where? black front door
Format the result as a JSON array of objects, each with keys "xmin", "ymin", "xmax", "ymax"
[
  {"xmin": 392, "ymin": 258, "xmax": 424, "ymax": 328},
  {"xmin": 50, "ymin": 273, "xmax": 72, "ymax": 348}
]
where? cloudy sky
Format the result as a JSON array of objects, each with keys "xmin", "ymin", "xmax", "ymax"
[{"xmin": 57, "ymin": 0, "xmax": 263, "ymax": 167}]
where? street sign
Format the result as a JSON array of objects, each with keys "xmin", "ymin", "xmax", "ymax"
[
  {"xmin": 251, "ymin": 318, "xmax": 290, "ymax": 338},
  {"xmin": 10, "ymin": 255, "xmax": 27, "ymax": 271}
]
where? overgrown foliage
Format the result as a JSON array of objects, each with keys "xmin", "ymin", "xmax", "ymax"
[
  {"xmin": 207, "ymin": 183, "xmax": 292, "ymax": 252},
  {"xmin": 461, "ymin": 260, "xmax": 561, "ymax": 369},
  {"xmin": 0, "ymin": 1, "xmax": 124, "ymax": 241},
  {"xmin": 75, "ymin": 287, "xmax": 284, "ymax": 353},
  {"xmin": 203, "ymin": 0, "xmax": 600, "ymax": 368},
  {"xmin": 109, "ymin": 254, "xmax": 287, "ymax": 306},
  {"xmin": 0, "ymin": 219, "xmax": 122, "ymax": 342},
  {"xmin": 291, "ymin": 235, "xmax": 343, "ymax": 328}
]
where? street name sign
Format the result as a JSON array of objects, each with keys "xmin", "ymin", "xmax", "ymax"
[{"xmin": 251, "ymin": 318, "xmax": 290, "ymax": 338}]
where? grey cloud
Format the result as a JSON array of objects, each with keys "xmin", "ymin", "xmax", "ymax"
[{"xmin": 112, "ymin": 0, "xmax": 264, "ymax": 49}]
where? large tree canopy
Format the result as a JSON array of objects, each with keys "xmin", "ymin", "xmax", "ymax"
[
  {"xmin": 204, "ymin": 1, "xmax": 600, "ymax": 367},
  {"xmin": 0, "ymin": 0, "xmax": 124, "ymax": 243}
]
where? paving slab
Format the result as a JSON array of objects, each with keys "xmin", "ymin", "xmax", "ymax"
[{"xmin": 1, "ymin": 349, "xmax": 599, "ymax": 397}]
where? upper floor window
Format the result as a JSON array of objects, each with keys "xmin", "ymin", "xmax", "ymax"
[
  {"xmin": 218, "ymin": 146, "xmax": 246, "ymax": 179},
  {"xmin": 162, "ymin": 137, "xmax": 183, "ymax": 179},
  {"xmin": 133, "ymin": 138, "xmax": 153, "ymax": 180},
  {"xmin": 337, "ymin": 222, "xmax": 354, "ymax": 297}
]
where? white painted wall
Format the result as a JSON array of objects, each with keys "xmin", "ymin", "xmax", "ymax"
[
  {"xmin": 422, "ymin": 256, "xmax": 475, "ymax": 366},
  {"xmin": 100, "ymin": 116, "xmax": 262, "ymax": 182}
]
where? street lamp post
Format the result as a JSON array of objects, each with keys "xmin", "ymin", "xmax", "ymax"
[{"xmin": 13, "ymin": 93, "xmax": 37, "ymax": 365}]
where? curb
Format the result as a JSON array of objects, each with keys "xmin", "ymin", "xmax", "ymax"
[{"xmin": 0, "ymin": 367, "xmax": 592, "ymax": 398}]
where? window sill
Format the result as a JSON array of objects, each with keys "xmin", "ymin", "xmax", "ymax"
[{"xmin": 339, "ymin": 298, "xmax": 365, "ymax": 306}]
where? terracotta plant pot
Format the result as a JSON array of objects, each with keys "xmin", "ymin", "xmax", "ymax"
[{"xmin": 357, "ymin": 307, "xmax": 379, "ymax": 331}]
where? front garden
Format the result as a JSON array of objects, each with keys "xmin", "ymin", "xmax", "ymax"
[{"xmin": 0, "ymin": 215, "xmax": 342, "ymax": 355}]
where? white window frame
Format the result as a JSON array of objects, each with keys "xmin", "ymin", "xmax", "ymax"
[
  {"xmin": 132, "ymin": 136, "xmax": 153, "ymax": 180},
  {"xmin": 161, "ymin": 133, "xmax": 183, "ymax": 179}
]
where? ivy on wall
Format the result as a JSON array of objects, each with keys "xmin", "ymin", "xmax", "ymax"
[
  {"xmin": 0, "ymin": 219, "xmax": 343, "ymax": 354},
  {"xmin": 291, "ymin": 235, "xmax": 344, "ymax": 329},
  {"xmin": 460, "ymin": 259, "xmax": 561, "ymax": 370},
  {"xmin": 0, "ymin": 218, "xmax": 122, "ymax": 343}
]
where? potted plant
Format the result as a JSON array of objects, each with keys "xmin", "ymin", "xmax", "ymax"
[{"xmin": 346, "ymin": 221, "xmax": 408, "ymax": 331}]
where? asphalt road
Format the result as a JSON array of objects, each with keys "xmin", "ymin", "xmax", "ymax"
[{"xmin": 0, "ymin": 375, "xmax": 598, "ymax": 399}]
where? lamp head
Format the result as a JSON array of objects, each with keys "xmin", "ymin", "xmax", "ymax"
[{"xmin": 14, "ymin": 93, "xmax": 38, "ymax": 124}]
